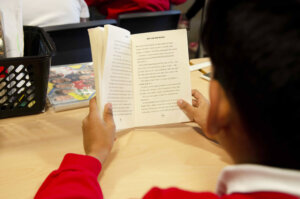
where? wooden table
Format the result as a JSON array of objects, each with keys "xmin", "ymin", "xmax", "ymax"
[{"xmin": 0, "ymin": 58, "xmax": 232, "ymax": 199}]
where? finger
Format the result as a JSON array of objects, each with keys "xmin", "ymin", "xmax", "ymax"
[
  {"xmin": 192, "ymin": 89, "xmax": 203, "ymax": 100},
  {"xmin": 177, "ymin": 99, "xmax": 194, "ymax": 121},
  {"xmin": 103, "ymin": 103, "xmax": 115, "ymax": 127},
  {"xmin": 192, "ymin": 99, "xmax": 199, "ymax": 107},
  {"xmin": 89, "ymin": 97, "xmax": 99, "ymax": 114}
]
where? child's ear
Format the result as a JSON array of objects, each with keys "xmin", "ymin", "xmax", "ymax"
[{"xmin": 206, "ymin": 80, "xmax": 232, "ymax": 139}]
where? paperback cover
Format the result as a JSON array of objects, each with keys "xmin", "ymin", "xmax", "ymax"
[{"xmin": 47, "ymin": 62, "xmax": 95, "ymax": 111}]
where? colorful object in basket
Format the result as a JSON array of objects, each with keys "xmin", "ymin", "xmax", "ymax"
[
  {"xmin": 47, "ymin": 62, "xmax": 95, "ymax": 112},
  {"xmin": 0, "ymin": 64, "xmax": 34, "ymax": 109}
]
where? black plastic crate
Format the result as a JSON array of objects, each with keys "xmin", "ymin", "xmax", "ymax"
[{"xmin": 0, "ymin": 26, "xmax": 55, "ymax": 118}]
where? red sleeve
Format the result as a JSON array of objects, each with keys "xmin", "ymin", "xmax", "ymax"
[
  {"xmin": 143, "ymin": 187, "xmax": 220, "ymax": 199},
  {"xmin": 34, "ymin": 153, "xmax": 103, "ymax": 199},
  {"xmin": 170, "ymin": 0, "xmax": 187, "ymax": 5},
  {"xmin": 84, "ymin": 0, "xmax": 109, "ymax": 6}
]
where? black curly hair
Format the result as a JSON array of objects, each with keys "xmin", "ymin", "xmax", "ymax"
[{"xmin": 202, "ymin": 0, "xmax": 300, "ymax": 169}]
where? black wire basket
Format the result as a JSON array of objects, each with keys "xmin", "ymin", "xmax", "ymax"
[{"xmin": 0, "ymin": 26, "xmax": 55, "ymax": 119}]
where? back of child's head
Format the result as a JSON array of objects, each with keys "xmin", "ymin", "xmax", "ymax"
[{"xmin": 202, "ymin": 0, "xmax": 300, "ymax": 169}]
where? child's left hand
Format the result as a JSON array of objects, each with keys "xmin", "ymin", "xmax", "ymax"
[{"xmin": 178, "ymin": 89, "xmax": 209, "ymax": 133}]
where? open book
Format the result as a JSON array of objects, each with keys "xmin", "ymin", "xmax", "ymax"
[{"xmin": 88, "ymin": 25, "xmax": 191, "ymax": 130}]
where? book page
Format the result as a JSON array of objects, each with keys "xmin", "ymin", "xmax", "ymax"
[
  {"xmin": 101, "ymin": 25, "xmax": 134, "ymax": 130},
  {"xmin": 88, "ymin": 27, "xmax": 104, "ymax": 113},
  {"xmin": 132, "ymin": 29, "xmax": 191, "ymax": 127}
]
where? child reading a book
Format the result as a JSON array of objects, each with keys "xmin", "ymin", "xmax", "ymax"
[{"xmin": 34, "ymin": 0, "xmax": 300, "ymax": 198}]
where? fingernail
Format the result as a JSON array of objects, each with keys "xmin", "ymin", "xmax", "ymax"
[
  {"xmin": 177, "ymin": 99, "xmax": 183, "ymax": 105},
  {"xmin": 108, "ymin": 103, "xmax": 112, "ymax": 110}
]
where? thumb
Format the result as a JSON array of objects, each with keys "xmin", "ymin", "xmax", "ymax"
[
  {"xmin": 103, "ymin": 103, "xmax": 115, "ymax": 128},
  {"xmin": 177, "ymin": 99, "xmax": 195, "ymax": 121}
]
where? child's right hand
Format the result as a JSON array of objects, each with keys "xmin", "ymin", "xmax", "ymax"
[
  {"xmin": 178, "ymin": 89, "xmax": 209, "ymax": 133},
  {"xmin": 82, "ymin": 98, "xmax": 116, "ymax": 164}
]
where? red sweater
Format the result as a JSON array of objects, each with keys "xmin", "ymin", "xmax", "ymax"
[
  {"xmin": 85, "ymin": 0, "xmax": 186, "ymax": 19},
  {"xmin": 34, "ymin": 154, "xmax": 298, "ymax": 199}
]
